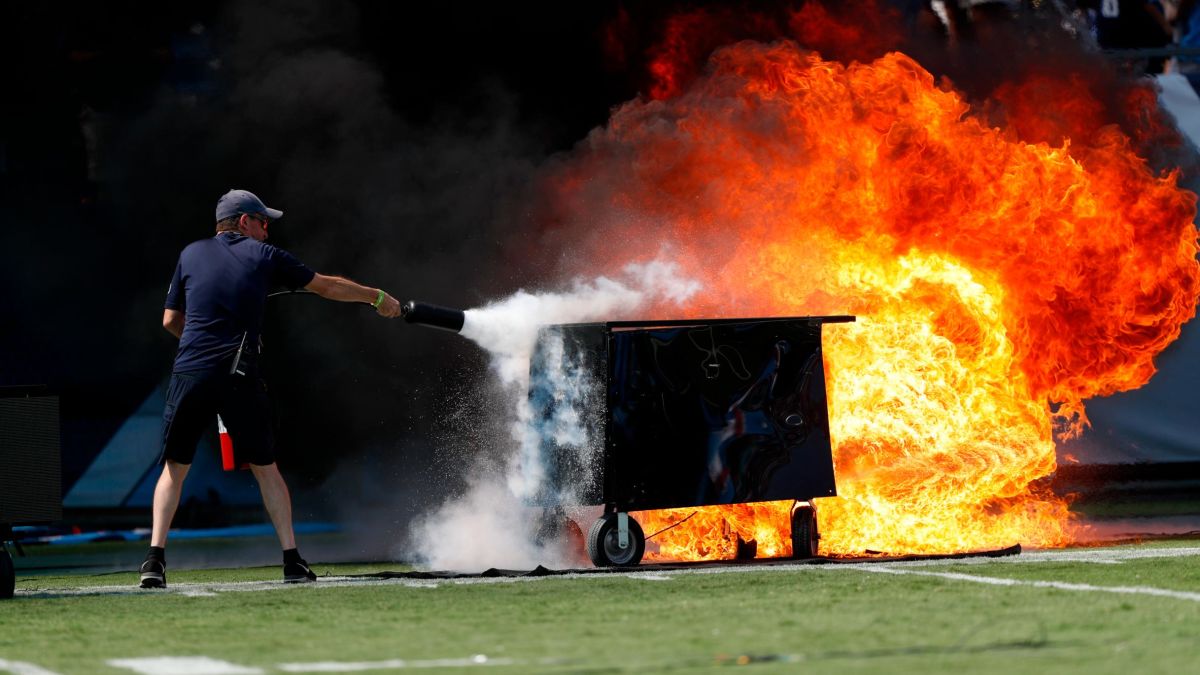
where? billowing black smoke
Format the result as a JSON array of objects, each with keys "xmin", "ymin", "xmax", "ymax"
[
  {"xmin": 0, "ymin": 0, "xmax": 627, "ymax": 558},
  {"xmin": 92, "ymin": 0, "xmax": 623, "ymax": 549}
]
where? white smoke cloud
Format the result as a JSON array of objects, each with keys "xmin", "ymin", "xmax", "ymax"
[
  {"xmin": 405, "ymin": 258, "xmax": 700, "ymax": 571},
  {"xmin": 459, "ymin": 259, "xmax": 702, "ymax": 387},
  {"xmin": 406, "ymin": 481, "xmax": 571, "ymax": 571}
]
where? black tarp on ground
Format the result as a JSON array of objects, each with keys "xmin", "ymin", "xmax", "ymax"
[{"xmin": 349, "ymin": 544, "xmax": 1022, "ymax": 580}]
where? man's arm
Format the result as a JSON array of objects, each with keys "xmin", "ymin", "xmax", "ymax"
[
  {"xmin": 306, "ymin": 273, "xmax": 401, "ymax": 318},
  {"xmin": 163, "ymin": 309, "xmax": 184, "ymax": 338}
]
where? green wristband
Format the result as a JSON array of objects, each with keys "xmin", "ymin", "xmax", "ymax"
[{"xmin": 372, "ymin": 290, "xmax": 386, "ymax": 308}]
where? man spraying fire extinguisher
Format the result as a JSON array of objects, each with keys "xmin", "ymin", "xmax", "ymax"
[{"xmin": 141, "ymin": 189, "xmax": 401, "ymax": 589}]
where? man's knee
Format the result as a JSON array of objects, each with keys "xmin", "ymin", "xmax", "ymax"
[
  {"xmin": 159, "ymin": 460, "xmax": 191, "ymax": 482},
  {"xmin": 249, "ymin": 462, "xmax": 282, "ymax": 480}
]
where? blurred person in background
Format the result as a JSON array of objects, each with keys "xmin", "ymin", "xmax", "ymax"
[
  {"xmin": 1081, "ymin": 0, "xmax": 1174, "ymax": 73},
  {"xmin": 1171, "ymin": 0, "xmax": 1200, "ymax": 72}
]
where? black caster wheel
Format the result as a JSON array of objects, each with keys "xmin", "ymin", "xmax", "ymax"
[
  {"xmin": 586, "ymin": 513, "xmax": 645, "ymax": 567},
  {"xmin": 791, "ymin": 503, "xmax": 819, "ymax": 559}
]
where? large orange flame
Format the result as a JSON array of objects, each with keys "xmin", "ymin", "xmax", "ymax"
[{"xmin": 545, "ymin": 42, "xmax": 1199, "ymax": 559}]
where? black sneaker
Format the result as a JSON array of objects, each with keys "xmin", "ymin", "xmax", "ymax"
[
  {"xmin": 283, "ymin": 558, "xmax": 317, "ymax": 583},
  {"xmin": 139, "ymin": 558, "xmax": 166, "ymax": 589}
]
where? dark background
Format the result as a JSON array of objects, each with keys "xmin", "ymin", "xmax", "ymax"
[
  {"xmin": 4, "ymin": 1, "xmax": 1194, "ymax": 539},
  {"xmin": 0, "ymin": 0, "xmax": 653, "ymax": 504}
]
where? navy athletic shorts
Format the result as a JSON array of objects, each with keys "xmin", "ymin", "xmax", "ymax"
[{"xmin": 159, "ymin": 369, "xmax": 275, "ymax": 466}]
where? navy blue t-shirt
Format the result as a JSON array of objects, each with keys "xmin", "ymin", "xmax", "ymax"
[{"xmin": 165, "ymin": 231, "xmax": 315, "ymax": 373}]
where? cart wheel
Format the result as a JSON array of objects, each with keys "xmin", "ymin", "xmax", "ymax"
[
  {"xmin": 1, "ymin": 546, "xmax": 14, "ymax": 600},
  {"xmin": 586, "ymin": 513, "xmax": 646, "ymax": 567},
  {"xmin": 791, "ymin": 504, "xmax": 819, "ymax": 559}
]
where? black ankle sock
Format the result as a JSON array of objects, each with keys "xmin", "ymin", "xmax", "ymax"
[
  {"xmin": 146, "ymin": 546, "xmax": 165, "ymax": 562},
  {"xmin": 283, "ymin": 548, "xmax": 302, "ymax": 565}
]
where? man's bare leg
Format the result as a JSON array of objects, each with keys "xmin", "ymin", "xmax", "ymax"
[
  {"xmin": 151, "ymin": 460, "xmax": 191, "ymax": 547},
  {"xmin": 250, "ymin": 462, "xmax": 296, "ymax": 550},
  {"xmin": 141, "ymin": 460, "xmax": 189, "ymax": 587},
  {"xmin": 251, "ymin": 462, "xmax": 315, "ymax": 581}
]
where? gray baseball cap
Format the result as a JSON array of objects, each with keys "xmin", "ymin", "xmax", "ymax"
[{"xmin": 215, "ymin": 189, "xmax": 284, "ymax": 222}]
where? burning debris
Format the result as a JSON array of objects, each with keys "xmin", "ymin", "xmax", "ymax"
[
  {"xmin": 407, "ymin": 6, "xmax": 1200, "ymax": 568},
  {"xmin": 522, "ymin": 38, "xmax": 1199, "ymax": 557},
  {"xmin": 530, "ymin": 314, "xmax": 854, "ymax": 566}
]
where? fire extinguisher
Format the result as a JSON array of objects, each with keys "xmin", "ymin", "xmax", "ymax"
[{"xmin": 216, "ymin": 414, "xmax": 249, "ymax": 471}]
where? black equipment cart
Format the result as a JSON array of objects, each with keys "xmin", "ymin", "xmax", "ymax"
[{"xmin": 526, "ymin": 315, "xmax": 853, "ymax": 566}]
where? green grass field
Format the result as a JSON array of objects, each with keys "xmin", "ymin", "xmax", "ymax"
[{"xmin": 3, "ymin": 538, "xmax": 1200, "ymax": 674}]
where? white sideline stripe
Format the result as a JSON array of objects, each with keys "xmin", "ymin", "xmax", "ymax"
[
  {"xmin": 277, "ymin": 655, "xmax": 510, "ymax": 671},
  {"xmin": 857, "ymin": 567, "xmax": 1200, "ymax": 602},
  {"xmin": 16, "ymin": 577, "xmax": 467, "ymax": 598},
  {"xmin": 0, "ymin": 659, "xmax": 64, "ymax": 675},
  {"xmin": 107, "ymin": 656, "xmax": 263, "ymax": 675},
  {"xmin": 909, "ymin": 546, "xmax": 1200, "ymax": 566},
  {"xmin": 16, "ymin": 546, "xmax": 1200, "ymax": 598}
]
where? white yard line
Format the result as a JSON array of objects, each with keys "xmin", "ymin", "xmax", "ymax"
[
  {"xmin": 855, "ymin": 566, "xmax": 1200, "ymax": 603},
  {"xmin": 107, "ymin": 656, "xmax": 264, "ymax": 675},
  {"xmin": 15, "ymin": 570, "xmax": 691, "ymax": 597},
  {"xmin": 276, "ymin": 655, "xmax": 511, "ymax": 671},
  {"xmin": 896, "ymin": 546, "xmax": 1200, "ymax": 567},
  {"xmin": 5, "ymin": 655, "xmax": 520, "ymax": 675},
  {"xmin": 0, "ymin": 659, "xmax": 64, "ymax": 675},
  {"xmin": 16, "ymin": 577, "xmax": 445, "ymax": 598}
]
